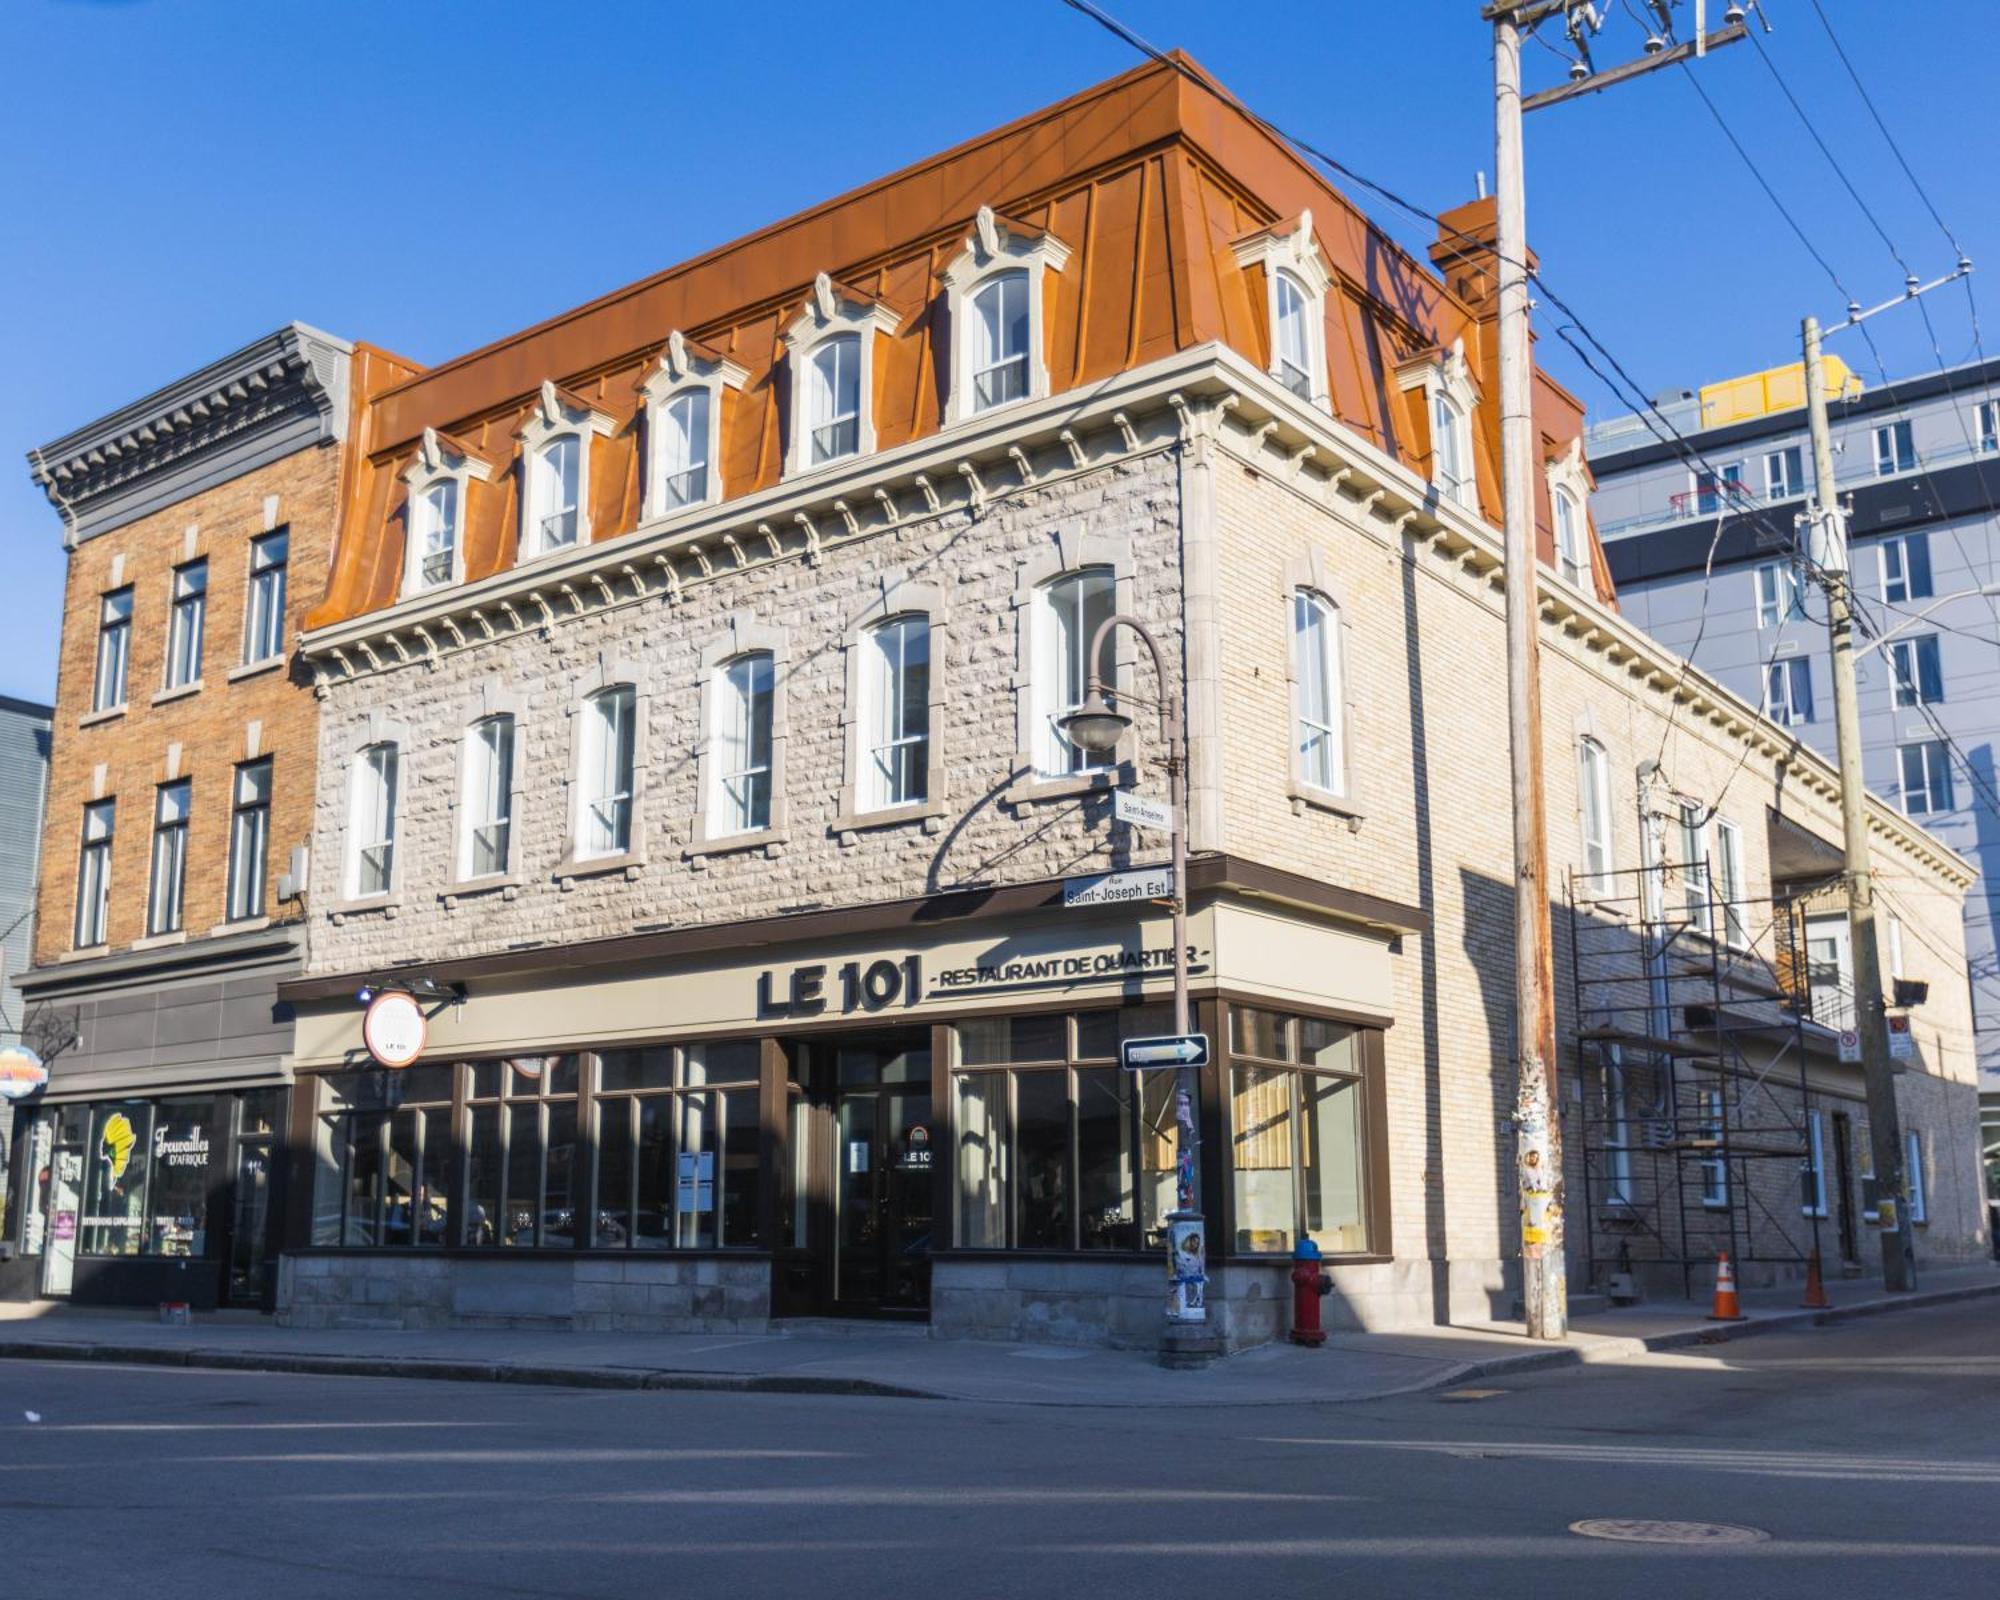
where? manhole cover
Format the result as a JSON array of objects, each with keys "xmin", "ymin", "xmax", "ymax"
[{"xmin": 1570, "ymin": 1519, "xmax": 1769, "ymax": 1546}]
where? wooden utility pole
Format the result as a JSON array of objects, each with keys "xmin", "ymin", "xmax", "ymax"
[
  {"xmin": 1486, "ymin": 0, "xmax": 1749, "ymax": 1339},
  {"xmin": 1803, "ymin": 314, "xmax": 1918, "ymax": 1292}
]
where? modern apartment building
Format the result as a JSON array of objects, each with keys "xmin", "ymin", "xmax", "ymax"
[
  {"xmin": 1588, "ymin": 354, "xmax": 2000, "ymax": 1203},
  {"xmin": 263, "ymin": 54, "xmax": 1983, "ymax": 1348},
  {"xmin": 2, "ymin": 326, "xmax": 401, "ymax": 1312}
]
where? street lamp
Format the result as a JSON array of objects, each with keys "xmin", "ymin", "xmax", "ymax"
[{"xmin": 1058, "ymin": 614, "xmax": 1211, "ymax": 1360}]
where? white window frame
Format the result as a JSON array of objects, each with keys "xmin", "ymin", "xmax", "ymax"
[
  {"xmin": 1889, "ymin": 633, "xmax": 1944, "ymax": 708},
  {"xmin": 516, "ymin": 381, "xmax": 614, "ymax": 563},
  {"xmin": 1231, "ymin": 210, "xmax": 1331, "ymax": 407},
  {"xmin": 836, "ymin": 577, "xmax": 948, "ymax": 833},
  {"xmin": 163, "ymin": 558, "xmax": 207, "ymax": 691},
  {"xmin": 861, "ymin": 615, "xmax": 932, "ymax": 814},
  {"xmin": 940, "ymin": 206, "xmax": 1071, "ymax": 427},
  {"xmin": 1874, "ymin": 418, "xmax": 1915, "ymax": 476},
  {"xmin": 243, "ymin": 528, "xmax": 288, "ymax": 664},
  {"xmin": 1700, "ymin": 1088, "xmax": 1729, "ymax": 1207},
  {"xmin": 1887, "ymin": 913, "xmax": 1905, "ymax": 981},
  {"xmin": 1602, "ymin": 1046, "xmax": 1633, "ymax": 1207},
  {"xmin": 1756, "ymin": 561, "xmax": 1806, "ymax": 629},
  {"xmin": 75, "ymin": 798, "xmax": 114, "ymax": 948},
  {"xmin": 1766, "ymin": 657, "xmax": 1813, "ymax": 727},
  {"xmin": 1292, "ymin": 589, "xmax": 1346, "ymax": 799},
  {"xmin": 1714, "ymin": 816, "xmax": 1747, "ymax": 948},
  {"xmin": 711, "ymin": 653, "xmax": 775, "ymax": 839},
  {"xmin": 1546, "ymin": 439, "xmax": 1594, "ymax": 591},
  {"xmin": 1899, "ymin": 740, "xmax": 1953, "ymax": 815},
  {"xmin": 458, "ymin": 714, "xmax": 516, "ymax": 883},
  {"xmin": 1577, "ymin": 735, "xmax": 1615, "ymax": 896},
  {"xmin": 1764, "ymin": 444, "xmax": 1806, "ymax": 501},
  {"xmin": 639, "ymin": 331, "xmax": 746, "ymax": 520},
  {"xmin": 782, "ymin": 273, "xmax": 901, "ymax": 478},
  {"xmin": 1878, "ymin": 531, "xmax": 1933, "ymax": 604},
  {"xmin": 1034, "ymin": 566, "xmax": 1119, "ymax": 781},
  {"xmin": 1977, "ymin": 399, "xmax": 1999, "ymax": 454},
  {"xmin": 344, "ymin": 742, "xmax": 399, "ymax": 903},
  {"xmin": 1905, "ymin": 1129, "xmax": 1927, "ymax": 1224},
  {"xmin": 1679, "ymin": 802, "xmax": 1712, "ymax": 939},
  {"xmin": 1397, "ymin": 341, "xmax": 1480, "ymax": 511},
  {"xmin": 576, "ymin": 685, "xmax": 638, "ymax": 862},
  {"xmin": 401, "ymin": 427, "xmax": 493, "ymax": 597},
  {"xmin": 689, "ymin": 617, "xmax": 790, "ymax": 856},
  {"xmin": 1009, "ymin": 532, "xmax": 1135, "ymax": 802},
  {"xmin": 1803, "ymin": 1108, "xmax": 1828, "ymax": 1217}
]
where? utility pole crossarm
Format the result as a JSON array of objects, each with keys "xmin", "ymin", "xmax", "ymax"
[{"xmin": 1521, "ymin": 22, "xmax": 1749, "ymax": 113}]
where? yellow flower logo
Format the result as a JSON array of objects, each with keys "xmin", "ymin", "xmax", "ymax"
[{"xmin": 101, "ymin": 1113, "xmax": 136, "ymax": 1183}]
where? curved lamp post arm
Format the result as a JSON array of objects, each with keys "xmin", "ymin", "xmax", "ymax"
[{"xmin": 1854, "ymin": 583, "xmax": 2000, "ymax": 660}]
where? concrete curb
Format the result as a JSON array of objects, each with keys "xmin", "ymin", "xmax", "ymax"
[{"xmin": 1, "ymin": 1278, "xmax": 1993, "ymax": 1405}]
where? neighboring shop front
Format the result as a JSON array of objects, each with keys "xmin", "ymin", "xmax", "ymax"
[
  {"xmin": 278, "ymin": 860, "xmax": 1420, "ymax": 1349},
  {"xmin": 2, "ymin": 927, "xmax": 300, "ymax": 1311}
]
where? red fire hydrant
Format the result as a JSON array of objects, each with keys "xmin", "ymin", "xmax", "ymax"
[{"xmin": 1290, "ymin": 1238, "xmax": 1333, "ymax": 1346}]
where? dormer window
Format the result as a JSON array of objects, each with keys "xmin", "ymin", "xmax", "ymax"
[
  {"xmin": 782, "ymin": 273, "xmax": 902, "ymax": 478},
  {"xmin": 401, "ymin": 427, "xmax": 492, "ymax": 598},
  {"xmin": 1545, "ymin": 438, "xmax": 1595, "ymax": 593},
  {"xmin": 639, "ymin": 331, "xmax": 746, "ymax": 520},
  {"xmin": 810, "ymin": 335, "xmax": 861, "ymax": 464},
  {"xmin": 1232, "ymin": 210, "xmax": 1332, "ymax": 406},
  {"xmin": 1397, "ymin": 339, "xmax": 1481, "ymax": 512},
  {"xmin": 941, "ymin": 206, "xmax": 1072, "ymax": 426},
  {"xmin": 515, "ymin": 380, "xmax": 614, "ymax": 562}
]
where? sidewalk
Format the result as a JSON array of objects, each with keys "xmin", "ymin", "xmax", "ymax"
[{"xmin": 3, "ymin": 1264, "xmax": 1996, "ymax": 1407}]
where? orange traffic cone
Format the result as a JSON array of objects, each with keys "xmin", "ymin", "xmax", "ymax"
[
  {"xmin": 1707, "ymin": 1250, "xmax": 1748, "ymax": 1321},
  {"xmin": 1800, "ymin": 1248, "xmax": 1831, "ymax": 1310}
]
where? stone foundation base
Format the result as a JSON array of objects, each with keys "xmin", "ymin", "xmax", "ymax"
[{"xmin": 278, "ymin": 1251, "xmax": 770, "ymax": 1332}]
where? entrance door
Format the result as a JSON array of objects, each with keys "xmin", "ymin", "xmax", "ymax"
[
  {"xmin": 1805, "ymin": 916, "xmax": 1853, "ymax": 1031},
  {"xmin": 830, "ymin": 1037, "xmax": 932, "ymax": 1315},
  {"xmin": 1832, "ymin": 1111, "xmax": 1860, "ymax": 1263},
  {"xmin": 40, "ymin": 1119, "xmax": 82, "ymax": 1299}
]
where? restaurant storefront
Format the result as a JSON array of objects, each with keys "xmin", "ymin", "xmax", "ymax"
[{"xmin": 278, "ymin": 861, "xmax": 1418, "ymax": 1349}]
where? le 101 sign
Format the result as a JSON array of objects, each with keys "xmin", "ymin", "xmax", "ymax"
[{"xmin": 1120, "ymin": 1033, "xmax": 1210, "ymax": 1072}]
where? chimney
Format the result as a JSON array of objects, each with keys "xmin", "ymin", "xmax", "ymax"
[{"xmin": 1427, "ymin": 196, "xmax": 1535, "ymax": 323}]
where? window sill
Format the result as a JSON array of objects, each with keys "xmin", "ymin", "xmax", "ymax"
[
  {"xmin": 1004, "ymin": 767, "xmax": 1129, "ymax": 807},
  {"xmin": 220, "ymin": 914, "xmax": 272, "ymax": 934},
  {"xmin": 328, "ymin": 893, "xmax": 400, "ymax": 923},
  {"xmin": 830, "ymin": 799, "xmax": 949, "ymax": 839},
  {"xmin": 130, "ymin": 929, "xmax": 189, "ymax": 951},
  {"xmin": 555, "ymin": 849, "xmax": 646, "ymax": 888},
  {"xmin": 442, "ymin": 873, "xmax": 520, "ymax": 907},
  {"xmin": 685, "ymin": 827, "xmax": 789, "ymax": 862},
  {"xmin": 514, "ymin": 539, "xmax": 584, "ymax": 573},
  {"xmin": 78, "ymin": 704, "xmax": 127, "ymax": 729},
  {"xmin": 227, "ymin": 656, "xmax": 286, "ymax": 683},
  {"xmin": 1290, "ymin": 782, "xmax": 1364, "ymax": 831},
  {"xmin": 58, "ymin": 943, "xmax": 109, "ymax": 963},
  {"xmin": 150, "ymin": 680, "xmax": 204, "ymax": 707}
]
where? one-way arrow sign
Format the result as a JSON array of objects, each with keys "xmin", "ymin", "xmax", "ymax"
[{"xmin": 1120, "ymin": 1033, "xmax": 1211, "ymax": 1071}]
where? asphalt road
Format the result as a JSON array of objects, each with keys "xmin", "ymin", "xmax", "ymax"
[{"xmin": 2, "ymin": 1299, "xmax": 1996, "ymax": 1599}]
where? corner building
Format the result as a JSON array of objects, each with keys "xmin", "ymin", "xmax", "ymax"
[{"xmin": 280, "ymin": 57, "xmax": 1988, "ymax": 1346}]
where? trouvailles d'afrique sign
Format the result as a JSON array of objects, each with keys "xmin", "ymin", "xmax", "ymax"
[{"xmin": 755, "ymin": 943, "xmax": 1211, "ymax": 1019}]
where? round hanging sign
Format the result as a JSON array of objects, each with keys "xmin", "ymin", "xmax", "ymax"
[
  {"xmin": 362, "ymin": 991, "xmax": 427, "ymax": 1069},
  {"xmin": 0, "ymin": 1045, "xmax": 49, "ymax": 1102}
]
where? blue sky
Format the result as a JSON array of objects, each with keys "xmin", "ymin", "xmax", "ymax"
[{"xmin": 5, "ymin": 0, "xmax": 1994, "ymax": 703}]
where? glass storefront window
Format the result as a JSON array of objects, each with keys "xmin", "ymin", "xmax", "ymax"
[
  {"xmin": 83, "ymin": 1102, "xmax": 153, "ymax": 1256},
  {"xmin": 147, "ymin": 1097, "xmax": 219, "ymax": 1257},
  {"xmin": 951, "ymin": 1005, "xmax": 1172, "ymax": 1252},
  {"xmin": 314, "ymin": 1067, "xmax": 457, "ymax": 1247},
  {"xmin": 1228, "ymin": 1007, "xmax": 1373, "ymax": 1256}
]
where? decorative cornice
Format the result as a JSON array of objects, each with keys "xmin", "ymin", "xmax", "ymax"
[{"xmin": 27, "ymin": 323, "xmax": 353, "ymax": 548}]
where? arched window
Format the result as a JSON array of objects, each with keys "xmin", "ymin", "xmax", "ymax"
[
  {"xmin": 1273, "ymin": 271, "xmax": 1314, "ymax": 400},
  {"xmin": 864, "ymin": 615, "xmax": 930, "ymax": 809},
  {"xmin": 579, "ymin": 686, "xmax": 636, "ymax": 857},
  {"xmin": 414, "ymin": 479, "xmax": 458, "ymax": 591},
  {"xmin": 347, "ymin": 742, "xmax": 399, "ymax": 899},
  {"xmin": 655, "ymin": 389, "xmax": 711, "ymax": 512},
  {"xmin": 1292, "ymin": 590, "xmax": 1344, "ymax": 796},
  {"xmin": 460, "ymin": 714, "xmax": 515, "ymax": 880},
  {"xmin": 1577, "ymin": 735, "xmax": 1614, "ymax": 893},
  {"xmin": 1433, "ymin": 390, "xmax": 1472, "ymax": 507},
  {"xmin": 1553, "ymin": 486, "xmax": 1585, "ymax": 587},
  {"xmin": 1036, "ymin": 567, "xmax": 1116, "ymax": 776},
  {"xmin": 712, "ymin": 653, "xmax": 774, "ymax": 835},
  {"xmin": 809, "ymin": 335, "xmax": 861, "ymax": 465},
  {"xmin": 531, "ymin": 434, "xmax": 581, "ymax": 552},
  {"xmin": 970, "ymin": 270, "xmax": 1030, "ymax": 412}
]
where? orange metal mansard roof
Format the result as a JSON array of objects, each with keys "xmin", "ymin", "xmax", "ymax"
[{"xmin": 307, "ymin": 52, "xmax": 1612, "ymax": 631}]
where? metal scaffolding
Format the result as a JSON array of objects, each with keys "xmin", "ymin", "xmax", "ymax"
[{"xmin": 1567, "ymin": 844, "xmax": 1829, "ymax": 1302}]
